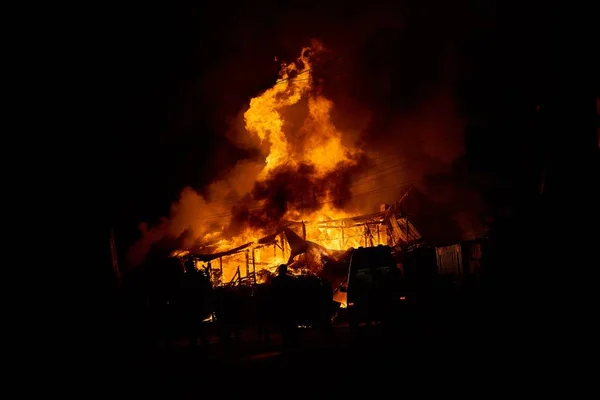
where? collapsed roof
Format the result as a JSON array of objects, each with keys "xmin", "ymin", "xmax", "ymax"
[{"xmin": 184, "ymin": 202, "xmax": 422, "ymax": 264}]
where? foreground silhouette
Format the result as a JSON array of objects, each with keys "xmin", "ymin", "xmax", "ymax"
[{"xmin": 271, "ymin": 264, "xmax": 298, "ymax": 347}]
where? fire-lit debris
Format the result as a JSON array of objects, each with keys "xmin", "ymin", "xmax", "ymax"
[{"xmin": 174, "ymin": 199, "xmax": 422, "ymax": 288}]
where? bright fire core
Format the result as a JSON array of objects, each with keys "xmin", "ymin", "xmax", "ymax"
[{"xmin": 175, "ymin": 42, "xmax": 389, "ymax": 282}]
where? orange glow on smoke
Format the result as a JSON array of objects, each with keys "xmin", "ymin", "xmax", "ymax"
[{"xmin": 172, "ymin": 42, "xmax": 392, "ymax": 282}]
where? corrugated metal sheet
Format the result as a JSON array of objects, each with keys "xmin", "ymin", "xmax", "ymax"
[{"xmin": 436, "ymin": 244, "xmax": 462, "ymax": 275}]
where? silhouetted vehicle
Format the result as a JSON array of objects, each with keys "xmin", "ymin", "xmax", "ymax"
[{"xmin": 339, "ymin": 245, "xmax": 404, "ymax": 330}]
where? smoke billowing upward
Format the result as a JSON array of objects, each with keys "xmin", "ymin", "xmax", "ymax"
[
  {"xmin": 230, "ymin": 155, "xmax": 368, "ymax": 233},
  {"xmin": 127, "ymin": 3, "xmax": 492, "ymax": 267}
]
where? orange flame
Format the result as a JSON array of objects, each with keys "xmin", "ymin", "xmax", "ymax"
[
  {"xmin": 244, "ymin": 43, "xmax": 358, "ymax": 179},
  {"xmin": 175, "ymin": 42, "xmax": 387, "ymax": 283}
]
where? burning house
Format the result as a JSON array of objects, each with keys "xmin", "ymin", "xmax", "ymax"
[
  {"xmin": 175, "ymin": 198, "xmax": 423, "ymax": 287},
  {"xmin": 133, "ymin": 41, "xmax": 434, "ymax": 290}
]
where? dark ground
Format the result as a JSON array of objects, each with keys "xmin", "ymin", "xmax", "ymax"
[
  {"xmin": 119, "ymin": 325, "xmax": 476, "ymax": 397},
  {"xmin": 96, "ymin": 310, "xmax": 571, "ymax": 398}
]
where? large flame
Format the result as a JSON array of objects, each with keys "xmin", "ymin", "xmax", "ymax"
[
  {"xmin": 244, "ymin": 43, "xmax": 358, "ymax": 178},
  {"xmin": 173, "ymin": 42, "xmax": 388, "ymax": 283}
]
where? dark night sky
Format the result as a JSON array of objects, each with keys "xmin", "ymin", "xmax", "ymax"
[{"xmin": 94, "ymin": 1, "xmax": 593, "ymax": 254}]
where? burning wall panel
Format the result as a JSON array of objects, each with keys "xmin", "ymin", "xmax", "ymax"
[
  {"xmin": 308, "ymin": 224, "xmax": 384, "ymax": 250},
  {"xmin": 253, "ymin": 242, "xmax": 289, "ymax": 272},
  {"xmin": 218, "ymin": 252, "xmax": 248, "ymax": 283}
]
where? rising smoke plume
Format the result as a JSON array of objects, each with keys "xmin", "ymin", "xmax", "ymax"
[{"xmin": 127, "ymin": 4, "xmax": 488, "ymax": 267}]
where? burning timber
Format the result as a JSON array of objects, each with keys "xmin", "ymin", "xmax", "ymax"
[{"xmin": 173, "ymin": 200, "xmax": 423, "ymax": 286}]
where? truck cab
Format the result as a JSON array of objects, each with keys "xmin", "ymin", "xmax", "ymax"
[{"xmin": 340, "ymin": 245, "xmax": 403, "ymax": 329}]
